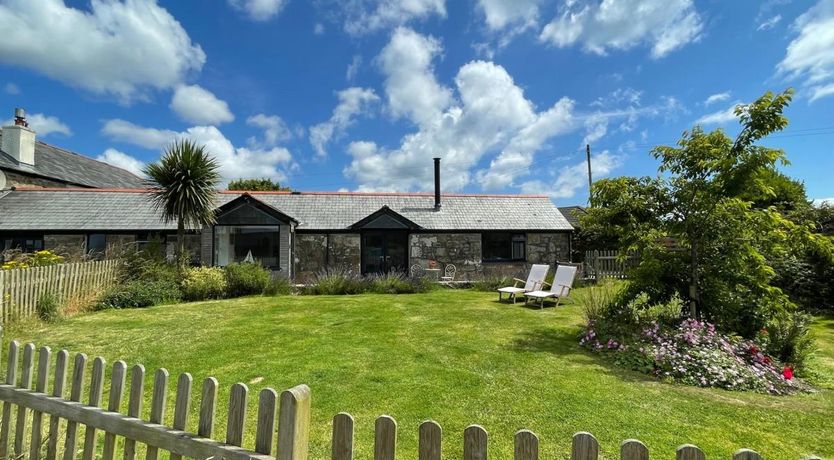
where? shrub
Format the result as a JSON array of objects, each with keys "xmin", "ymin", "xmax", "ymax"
[
  {"xmin": 581, "ymin": 318, "xmax": 811, "ymax": 395},
  {"xmin": 577, "ymin": 279, "xmax": 626, "ymax": 325},
  {"xmin": 368, "ymin": 271, "xmax": 434, "ymax": 294},
  {"xmin": 97, "ymin": 280, "xmax": 182, "ymax": 310},
  {"xmin": 263, "ymin": 276, "xmax": 293, "ymax": 296},
  {"xmin": 225, "ymin": 263, "xmax": 270, "ymax": 297},
  {"xmin": 37, "ymin": 293, "xmax": 60, "ymax": 322},
  {"xmin": 120, "ymin": 239, "xmax": 179, "ymax": 284},
  {"xmin": 757, "ymin": 311, "xmax": 816, "ymax": 374},
  {"xmin": 2, "ymin": 249, "xmax": 64, "ymax": 270},
  {"xmin": 303, "ymin": 268, "xmax": 367, "ymax": 295},
  {"xmin": 181, "ymin": 267, "xmax": 227, "ymax": 301}
]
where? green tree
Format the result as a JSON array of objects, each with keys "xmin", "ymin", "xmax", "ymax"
[
  {"xmin": 227, "ymin": 177, "xmax": 291, "ymax": 191},
  {"xmin": 145, "ymin": 140, "xmax": 220, "ymax": 260},
  {"xmin": 583, "ymin": 89, "xmax": 834, "ymax": 335}
]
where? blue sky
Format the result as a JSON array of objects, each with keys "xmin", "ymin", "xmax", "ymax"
[{"xmin": 1, "ymin": 0, "xmax": 833, "ymax": 205}]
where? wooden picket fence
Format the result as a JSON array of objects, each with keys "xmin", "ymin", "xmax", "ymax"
[
  {"xmin": 0, "ymin": 260, "xmax": 120, "ymax": 322},
  {"xmin": 583, "ymin": 250, "xmax": 639, "ymax": 280},
  {"xmin": 0, "ymin": 337, "xmax": 822, "ymax": 460}
]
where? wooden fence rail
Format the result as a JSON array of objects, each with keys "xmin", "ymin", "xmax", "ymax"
[
  {"xmin": 583, "ymin": 250, "xmax": 639, "ymax": 280},
  {"xmin": 0, "ymin": 336, "xmax": 822, "ymax": 460},
  {"xmin": 0, "ymin": 259, "xmax": 119, "ymax": 322}
]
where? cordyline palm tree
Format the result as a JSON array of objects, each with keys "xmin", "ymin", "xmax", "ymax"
[{"xmin": 144, "ymin": 140, "xmax": 220, "ymax": 262}]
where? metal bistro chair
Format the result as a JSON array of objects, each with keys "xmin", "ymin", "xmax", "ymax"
[
  {"xmin": 440, "ymin": 264, "xmax": 456, "ymax": 284},
  {"xmin": 410, "ymin": 264, "xmax": 425, "ymax": 278}
]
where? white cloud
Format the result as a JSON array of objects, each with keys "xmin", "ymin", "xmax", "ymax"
[
  {"xmin": 345, "ymin": 30, "xmax": 673, "ymax": 193},
  {"xmin": 247, "ymin": 114, "xmax": 292, "ymax": 147},
  {"xmin": 520, "ymin": 150, "xmax": 621, "ymax": 199},
  {"xmin": 101, "ymin": 119, "xmax": 179, "ymax": 150},
  {"xmin": 813, "ymin": 197, "xmax": 834, "ymax": 207},
  {"xmin": 4, "ymin": 113, "xmax": 72, "ymax": 137},
  {"xmin": 228, "ymin": 0, "xmax": 287, "ymax": 21},
  {"xmin": 309, "ymin": 87, "xmax": 380, "ymax": 157},
  {"xmin": 101, "ymin": 120, "xmax": 294, "ymax": 185},
  {"xmin": 341, "ymin": 0, "xmax": 446, "ymax": 35},
  {"xmin": 695, "ymin": 103, "xmax": 740, "ymax": 125},
  {"xmin": 346, "ymin": 55, "xmax": 363, "ymax": 81},
  {"xmin": 778, "ymin": 0, "xmax": 834, "ymax": 102},
  {"xmin": 477, "ymin": 0, "xmax": 540, "ymax": 31},
  {"xmin": 347, "ymin": 29, "xmax": 580, "ymax": 192},
  {"xmin": 539, "ymin": 0, "xmax": 703, "ymax": 58},
  {"xmin": 314, "ymin": 23, "xmax": 325, "ymax": 35},
  {"xmin": 170, "ymin": 85, "xmax": 235, "ymax": 125},
  {"xmin": 377, "ymin": 27, "xmax": 452, "ymax": 127},
  {"xmin": 704, "ymin": 91, "xmax": 731, "ymax": 106},
  {"xmin": 3, "ymin": 82, "xmax": 19, "ymax": 95},
  {"xmin": 476, "ymin": 97, "xmax": 576, "ymax": 190},
  {"xmin": 96, "ymin": 148, "xmax": 146, "ymax": 177},
  {"xmin": 757, "ymin": 14, "xmax": 782, "ymax": 31},
  {"xmin": 0, "ymin": 0, "xmax": 205, "ymax": 102},
  {"xmin": 580, "ymin": 113, "xmax": 608, "ymax": 147}
]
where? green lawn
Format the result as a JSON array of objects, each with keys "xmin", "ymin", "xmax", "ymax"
[{"xmin": 6, "ymin": 290, "xmax": 834, "ymax": 460}]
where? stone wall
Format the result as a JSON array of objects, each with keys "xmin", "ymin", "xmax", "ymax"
[
  {"xmin": 409, "ymin": 233, "xmax": 482, "ymax": 280},
  {"xmin": 2, "ymin": 170, "xmax": 76, "ymax": 189},
  {"xmin": 527, "ymin": 232, "xmax": 571, "ymax": 265},
  {"xmin": 294, "ymin": 233, "xmax": 361, "ymax": 282}
]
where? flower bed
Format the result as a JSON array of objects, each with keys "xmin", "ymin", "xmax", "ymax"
[{"xmin": 581, "ymin": 318, "xmax": 811, "ymax": 395}]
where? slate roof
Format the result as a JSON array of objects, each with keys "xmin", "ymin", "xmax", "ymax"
[
  {"xmin": 557, "ymin": 206, "xmax": 587, "ymax": 229},
  {"xmin": 0, "ymin": 132, "xmax": 145, "ymax": 188},
  {"xmin": 0, "ymin": 189, "xmax": 573, "ymax": 232}
]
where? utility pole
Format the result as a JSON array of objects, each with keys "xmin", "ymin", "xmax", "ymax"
[{"xmin": 586, "ymin": 144, "xmax": 593, "ymax": 206}]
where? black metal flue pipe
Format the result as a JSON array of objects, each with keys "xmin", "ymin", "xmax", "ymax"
[{"xmin": 433, "ymin": 157, "xmax": 441, "ymax": 210}]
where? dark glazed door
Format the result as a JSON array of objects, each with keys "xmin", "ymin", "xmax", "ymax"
[{"xmin": 361, "ymin": 231, "xmax": 409, "ymax": 274}]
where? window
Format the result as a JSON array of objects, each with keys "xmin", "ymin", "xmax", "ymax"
[
  {"xmin": 1, "ymin": 235, "xmax": 44, "ymax": 253},
  {"xmin": 87, "ymin": 234, "xmax": 106, "ymax": 259},
  {"xmin": 214, "ymin": 226, "xmax": 281, "ymax": 269},
  {"xmin": 482, "ymin": 233, "xmax": 526, "ymax": 262}
]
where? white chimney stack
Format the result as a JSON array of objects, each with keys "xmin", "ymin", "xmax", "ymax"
[{"xmin": 2, "ymin": 108, "xmax": 36, "ymax": 165}]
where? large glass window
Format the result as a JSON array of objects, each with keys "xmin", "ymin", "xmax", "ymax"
[
  {"xmin": 87, "ymin": 234, "xmax": 106, "ymax": 259},
  {"xmin": 482, "ymin": 233, "xmax": 526, "ymax": 262},
  {"xmin": 214, "ymin": 226, "xmax": 280, "ymax": 269},
  {"xmin": 1, "ymin": 235, "xmax": 44, "ymax": 253}
]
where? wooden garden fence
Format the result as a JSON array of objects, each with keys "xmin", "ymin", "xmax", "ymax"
[
  {"xmin": 0, "ymin": 336, "xmax": 822, "ymax": 460},
  {"xmin": 583, "ymin": 250, "xmax": 639, "ymax": 280},
  {"xmin": 0, "ymin": 260, "xmax": 120, "ymax": 322}
]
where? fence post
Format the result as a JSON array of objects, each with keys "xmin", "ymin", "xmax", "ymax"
[
  {"xmin": 29, "ymin": 346, "xmax": 52, "ymax": 460},
  {"xmin": 13, "ymin": 343, "xmax": 35, "ymax": 458},
  {"xmin": 418, "ymin": 420, "xmax": 441, "ymax": 460},
  {"xmin": 463, "ymin": 425, "xmax": 487, "ymax": 460},
  {"xmin": 514, "ymin": 430, "xmax": 538, "ymax": 460},
  {"xmin": 374, "ymin": 416, "xmax": 397, "ymax": 460},
  {"xmin": 0, "ymin": 341, "xmax": 19, "ymax": 459},
  {"xmin": 332, "ymin": 413, "xmax": 354, "ymax": 460},
  {"xmin": 620, "ymin": 440, "xmax": 648, "ymax": 460},
  {"xmin": 571, "ymin": 432, "xmax": 599, "ymax": 460},
  {"xmin": 255, "ymin": 388, "xmax": 278, "ymax": 456},
  {"xmin": 676, "ymin": 444, "xmax": 705, "ymax": 460},
  {"xmin": 278, "ymin": 384, "xmax": 311, "ymax": 460}
]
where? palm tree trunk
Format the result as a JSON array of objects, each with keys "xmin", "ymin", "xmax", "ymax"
[{"xmin": 177, "ymin": 219, "xmax": 185, "ymax": 263}]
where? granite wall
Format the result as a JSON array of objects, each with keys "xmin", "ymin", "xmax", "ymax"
[{"xmin": 294, "ymin": 233, "xmax": 361, "ymax": 281}]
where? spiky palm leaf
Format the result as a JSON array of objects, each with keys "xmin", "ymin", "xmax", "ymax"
[{"xmin": 144, "ymin": 140, "xmax": 220, "ymax": 257}]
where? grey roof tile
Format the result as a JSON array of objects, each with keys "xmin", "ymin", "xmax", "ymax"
[
  {"xmin": 0, "ymin": 190, "xmax": 574, "ymax": 232},
  {"xmin": 0, "ymin": 132, "xmax": 145, "ymax": 188}
]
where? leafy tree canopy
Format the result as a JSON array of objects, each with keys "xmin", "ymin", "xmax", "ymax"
[
  {"xmin": 227, "ymin": 178, "xmax": 291, "ymax": 192},
  {"xmin": 582, "ymin": 89, "xmax": 834, "ymax": 336}
]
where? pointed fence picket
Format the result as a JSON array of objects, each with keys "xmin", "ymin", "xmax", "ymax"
[
  {"xmin": 0, "ymin": 259, "xmax": 119, "ymax": 322},
  {"xmin": 0, "ymin": 333, "xmax": 822, "ymax": 460}
]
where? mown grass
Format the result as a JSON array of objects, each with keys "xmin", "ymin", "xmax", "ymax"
[{"xmin": 6, "ymin": 290, "xmax": 834, "ymax": 460}]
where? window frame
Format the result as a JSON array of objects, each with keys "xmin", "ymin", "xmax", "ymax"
[{"xmin": 481, "ymin": 232, "xmax": 527, "ymax": 262}]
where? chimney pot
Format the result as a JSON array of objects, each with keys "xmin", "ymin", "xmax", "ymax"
[{"xmin": 433, "ymin": 157, "xmax": 441, "ymax": 210}]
